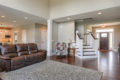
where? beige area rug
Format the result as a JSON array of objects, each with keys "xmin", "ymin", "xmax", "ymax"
[{"xmin": 0, "ymin": 60, "xmax": 102, "ymax": 80}]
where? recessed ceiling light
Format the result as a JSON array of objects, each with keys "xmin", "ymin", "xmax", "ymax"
[
  {"xmin": 24, "ymin": 17, "xmax": 28, "ymax": 20},
  {"xmin": 67, "ymin": 17, "xmax": 71, "ymax": 20},
  {"xmin": 98, "ymin": 12, "xmax": 102, "ymax": 15},
  {"xmin": 101, "ymin": 24, "xmax": 105, "ymax": 27},
  {"xmin": 13, "ymin": 20, "xmax": 16, "ymax": 22},
  {"xmin": 1, "ymin": 16, "xmax": 5, "ymax": 18}
]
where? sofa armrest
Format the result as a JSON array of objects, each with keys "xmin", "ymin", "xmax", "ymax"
[
  {"xmin": 0, "ymin": 55, "xmax": 11, "ymax": 60},
  {"xmin": 0, "ymin": 55, "xmax": 11, "ymax": 71}
]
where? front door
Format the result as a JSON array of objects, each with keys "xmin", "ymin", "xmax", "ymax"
[{"xmin": 100, "ymin": 32, "xmax": 109, "ymax": 50}]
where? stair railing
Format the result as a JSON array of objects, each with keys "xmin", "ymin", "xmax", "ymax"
[
  {"xmin": 75, "ymin": 31, "xmax": 83, "ymax": 57},
  {"xmin": 89, "ymin": 33, "xmax": 99, "ymax": 55}
]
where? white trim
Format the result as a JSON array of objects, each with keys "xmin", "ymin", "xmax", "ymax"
[
  {"xmin": 113, "ymin": 48, "xmax": 118, "ymax": 52},
  {"xmin": 47, "ymin": 19, "xmax": 53, "ymax": 56},
  {"xmin": 75, "ymin": 54, "xmax": 98, "ymax": 58}
]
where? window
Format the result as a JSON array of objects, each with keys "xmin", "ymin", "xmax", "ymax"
[
  {"xmin": 101, "ymin": 33, "xmax": 107, "ymax": 37},
  {"xmin": 96, "ymin": 33, "xmax": 100, "ymax": 38}
]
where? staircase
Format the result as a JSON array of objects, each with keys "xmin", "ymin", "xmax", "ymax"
[{"xmin": 75, "ymin": 31, "xmax": 99, "ymax": 58}]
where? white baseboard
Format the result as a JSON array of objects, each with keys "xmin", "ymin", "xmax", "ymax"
[{"xmin": 113, "ymin": 48, "xmax": 118, "ymax": 52}]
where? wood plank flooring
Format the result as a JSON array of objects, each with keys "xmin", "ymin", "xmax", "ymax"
[{"xmin": 48, "ymin": 51, "xmax": 120, "ymax": 80}]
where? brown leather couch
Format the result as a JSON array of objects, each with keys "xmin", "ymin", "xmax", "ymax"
[{"xmin": 0, "ymin": 43, "xmax": 46, "ymax": 71}]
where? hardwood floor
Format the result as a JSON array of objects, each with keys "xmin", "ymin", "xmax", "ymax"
[{"xmin": 49, "ymin": 51, "xmax": 120, "ymax": 80}]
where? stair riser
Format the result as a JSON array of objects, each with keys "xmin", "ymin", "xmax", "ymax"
[
  {"xmin": 83, "ymin": 49, "xmax": 94, "ymax": 51},
  {"xmin": 83, "ymin": 46, "xmax": 92, "ymax": 48},
  {"xmin": 83, "ymin": 52, "xmax": 96, "ymax": 55}
]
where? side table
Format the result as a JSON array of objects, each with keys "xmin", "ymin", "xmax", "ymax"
[{"xmin": 68, "ymin": 48, "xmax": 75, "ymax": 57}]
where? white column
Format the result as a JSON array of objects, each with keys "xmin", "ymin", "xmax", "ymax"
[{"xmin": 47, "ymin": 19, "xmax": 53, "ymax": 56}]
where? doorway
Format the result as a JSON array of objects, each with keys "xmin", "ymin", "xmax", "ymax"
[
  {"xmin": 96, "ymin": 29, "xmax": 114, "ymax": 51},
  {"xmin": 13, "ymin": 31, "xmax": 18, "ymax": 44},
  {"xmin": 100, "ymin": 32, "xmax": 109, "ymax": 50}
]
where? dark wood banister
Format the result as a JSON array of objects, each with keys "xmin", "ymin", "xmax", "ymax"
[
  {"xmin": 84, "ymin": 32, "xmax": 98, "ymax": 40},
  {"xmin": 90, "ymin": 33, "xmax": 98, "ymax": 40},
  {"xmin": 77, "ymin": 34, "xmax": 83, "ymax": 39}
]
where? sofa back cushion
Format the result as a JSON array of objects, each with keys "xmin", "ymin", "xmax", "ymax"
[
  {"xmin": 28, "ymin": 43, "xmax": 38, "ymax": 54},
  {"xmin": 0, "ymin": 44, "xmax": 17, "ymax": 58},
  {"xmin": 16, "ymin": 44, "xmax": 28, "ymax": 56}
]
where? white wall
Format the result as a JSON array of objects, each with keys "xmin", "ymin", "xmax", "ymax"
[
  {"xmin": 0, "ymin": 0, "xmax": 49, "ymax": 19},
  {"xmin": 49, "ymin": 0, "xmax": 120, "ymax": 19},
  {"xmin": 35, "ymin": 24, "xmax": 47, "ymax": 50},
  {"xmin": 52, "ymin": 22, "xmax": 58, "ymax": 53},
  {"xmin": 58, "ymin": 21, "xmax": 75, "ymax": 43},
  {"xmin": 14, "ymin": 24, "xmax": 48, "ymax": 50},
  {"xmin": 13, "ymin": 24, "xmax": 36, "ymax": 43},
  {"xmin": 0, "ymin": 0, "xmax": 119, "ymax": 19},
  {"xmin": 21, "ymin": 24, "xmax": 36, "ymax": 43},
  {"xmin": 76, "ymin": 22, "xmax": 85, "ymax": 38},
  {"xmin": 26, "ymin": 25, "xmax": 35, "ymax": 43}
]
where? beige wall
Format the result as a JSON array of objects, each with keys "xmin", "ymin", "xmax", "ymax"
[
  {"xmin": 49, "ymin": 0, "xmax": 120, "ymax": 19},
  {"xmin": 0, "ymin": 0, "xmax": 49, "ymax": 19}
]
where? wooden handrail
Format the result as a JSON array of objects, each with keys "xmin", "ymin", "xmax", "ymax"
[
  {"xmin": 77, "ymin": 34, "xmax": 83, "ymax": 39},
  {"xmin": 84, "ymin": 33, "xmax": 89, "ymax": 35},
  {"xmin": 84, "ymin": 32, "xmax": 98, "ymax": 40},
  {"xmin": 91, "ymin": 33, "xmax": 98, "ymax": 40}
]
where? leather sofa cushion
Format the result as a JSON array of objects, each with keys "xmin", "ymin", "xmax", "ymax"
[
  {"xmin": 30, "ymin": 50, "xmax": 38, "ymax": 54},
  {"xmin": 28, "ymin": 43, "xmax": 38, "ymax": 54},
  {"xmin": 16, "ymin": 44, "xmax": 28, "ymax": 52},
  {"xmin": 11, "ymin": 56, "xmax": 25, "ymax": 66},
  {"xmin": 34, "ymin": 52, "xmax": 46, "ymax": 59},
  {"xmin": 0, "ymin": 45, "xmax": 17, "ymax": 58},
  {"xmin": 3, "ymin": 53, "xmax": 18, "ymax": 58},
  {"xmin": 25, "ymin": 54, "xmax": 36, "ymax": 62},
  {"xmin": 39, "ymin": 50, "xmax": 46, "ymax": 53},
  {"xmin": 18, "ymin": 51, "xmax": 28, "ymax": 56},
  {"xmin": 16, "ymin": 44, "xmax": 28, "ymax": 56}
]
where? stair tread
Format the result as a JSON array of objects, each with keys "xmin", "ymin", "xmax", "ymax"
[
  {"xmin": 83, "ymin": 45, "xmax": 90, "ymax": 46},
  {"xmin": 83, "ymin": 54, "xmax": 96, "ymax": 56},
  {"xmin": 83, "ymin": 51, "xmax": 95, "ymax": 52},
  {"xmin": 83, "ymin": 48, "xmax": 93, "ymax": 49}
]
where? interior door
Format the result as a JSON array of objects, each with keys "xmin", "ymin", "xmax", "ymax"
[
  {"xmin": 41, "ymin": 30, "xmax": 47, "ymax": 50},
  {"xmin": 100, "ymin": 32, "xmax": 109, "ymax": 50}
]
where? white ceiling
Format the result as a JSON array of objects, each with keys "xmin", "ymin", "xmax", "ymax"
[
  {"xmin": 54, "ymin": 6, "xmax": 120, "ymax": 26},
  {"xmin": 0, "ymin": 4, "xmax": 120, "ymax": 28},
  {"xmin": 0, "ymin": 5, "xmax": 47, "ymax": 27}
]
